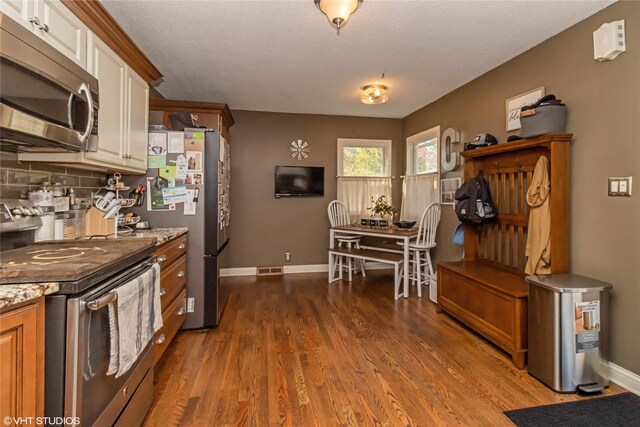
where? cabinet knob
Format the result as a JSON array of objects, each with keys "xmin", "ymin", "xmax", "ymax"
[
  {"xmin": 39, "ymin": 23, "xmax": 49, "ymax": 32},
  {"xmin": 28, "ymin": 16, "xmax": 41, "ymax": 25},
  {"xmin": 177, "ymin": 307, "xmax": 186, "ymax": 316},
  {"xmin": 155, "ymin": 334, "xmax": 167, "ymax": 345},
  {"xmin": 157, "ymin": 255, "xmax": 167, "ymax": 263},
  {"xmin": 122, "ymin": 386, "xmax": 129, "ymax": 396},
  {"xmin": 177, "ymin": 271, "xmax": 185, "ymax": 278},
  {"xmin": 178, "ymin": 243, "xmax": 186, "ymax": 249},
  {"xmin": 160, "ymin": 288, "xmax": 167, "ymax": 296}
]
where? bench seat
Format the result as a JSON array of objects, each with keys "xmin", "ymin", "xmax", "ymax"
[
  {"xmin": 437, "ymin": 260, "xmax": 528, "ymax": 369},
  {"xmin": 328, "ymin": 247, "xmax": 404, "ymax": 299}
]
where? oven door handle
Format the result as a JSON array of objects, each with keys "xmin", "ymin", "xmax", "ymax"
[
  {"xmin": 85, "ymin": 261, "xmax": 156, "ymax": 311},
  {"xmin": 87, "ymin": 292, "xmax": 118, "ymax": 311}
]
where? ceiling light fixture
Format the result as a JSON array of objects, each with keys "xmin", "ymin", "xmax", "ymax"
[
  {"xmin": 360, "ymin": 84, "xmax": 389, "ymax": 105},
  {"xmin": 314, "ymin": 0, "xmax": 362, "ymax": 34}
]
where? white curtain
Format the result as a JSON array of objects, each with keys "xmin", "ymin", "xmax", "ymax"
[
  {"xmin": 337, "ymin": 177, "xmax": 393, "ymax": 223},
  {"xmin": 400, "ymin": 173, "xmax": 439, "ymax": 221}
]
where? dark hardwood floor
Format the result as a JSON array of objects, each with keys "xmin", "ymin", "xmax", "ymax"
[{"xmin": 144, "ymin": 270, "xmax": 624, "ymax": 426}]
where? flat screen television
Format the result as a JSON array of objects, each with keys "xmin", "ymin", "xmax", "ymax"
[{"xmin": 275, "ymin": 166, "xmax": 324, "ymax": 198}]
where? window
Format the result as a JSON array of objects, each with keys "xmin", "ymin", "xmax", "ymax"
[
  {"xmin": 337, "ymin": 139, "xmax": 391, "ymax": 177},
  {"xmin": 406, "ymin": 126, "xmax": 439, "ymax": 175}
]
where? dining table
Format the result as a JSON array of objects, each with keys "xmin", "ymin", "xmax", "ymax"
[{"xmin": 329, "ymin": 224, "xmax": 419, "ymax": 298}]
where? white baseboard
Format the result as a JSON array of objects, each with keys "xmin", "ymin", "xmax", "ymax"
[
  {"xmin": 603, "ymin": 361, "xmax": 640, "ymax": 395},
  {"xmin": 220, "ymin": 267, "xmax": 256, "ymax": 277},
  {"xmin": 220, "ymin": 262, "xmax": 392, "ymax": 277}
]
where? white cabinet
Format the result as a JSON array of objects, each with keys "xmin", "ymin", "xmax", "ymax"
[
  {"xmin": 125, "ymin": 69, "xmax": 149, "ymax": 171},
  {"xmin": 0, "ymin": 0, "xmax": 87, "ymax": 68},
  {"xmin": 19, "ymin": 31, "xmax": 150, "ymax": 174}
]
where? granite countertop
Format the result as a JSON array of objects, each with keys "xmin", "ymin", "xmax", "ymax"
[
  {"xmin": 125, "ymin": 227, "xmax": 188, "ymax": 246},
  {"xmin": 0, "ymin": 283, "xmax": 59, "ymax": 310}
]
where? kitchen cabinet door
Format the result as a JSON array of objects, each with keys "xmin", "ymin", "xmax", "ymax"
[
  {"xmin": 0, "ymin": 0, "xmax": 35, "ymax": 29},
  {"xmin": 1, "ymin": 0, "xmax": 87, "ymax": 69},
  {"xmin": 34, "ymin": 0, "xmax": 87, "ymax": 68},
  {"xmin": 86, "ymin": 32, "xmax": 127, "ymax": 167},
  {"xmin": 125, "ymin": 67, "xmax": 149, "ymax": 172},
  {"xmin": 0, "ymin": 299, "xmax": 44, "ymax": 420}
]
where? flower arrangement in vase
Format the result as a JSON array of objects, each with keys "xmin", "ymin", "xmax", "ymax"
[{"xmin": 365, "ymin": 195, "xmax": 398, "ymax": 227}]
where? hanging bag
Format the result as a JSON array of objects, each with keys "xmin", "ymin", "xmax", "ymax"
[{"xmin": 454, "ymin": 173, "xmax": 498, "ymax": 225}]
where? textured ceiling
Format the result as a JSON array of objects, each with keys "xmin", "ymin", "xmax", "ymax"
[{"xmin": 102, "ymin": 0, "xmax": 615, "ymax": 119}]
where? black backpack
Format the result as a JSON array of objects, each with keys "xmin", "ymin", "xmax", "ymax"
[{"xmin": 454, "ymin": 173, "xmax": 498, "ymax": 225}]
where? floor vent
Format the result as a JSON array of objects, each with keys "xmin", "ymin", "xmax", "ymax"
[{"xmin": 256, "ymin": 266, "xmax": 284, "ymax": 276}]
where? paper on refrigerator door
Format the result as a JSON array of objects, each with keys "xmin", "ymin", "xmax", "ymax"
[
  {"xmin": 167, "ymin": 131, "xmax": 184, "ymax": 153},
  {"xmin": 184, "ymin": 189, "xmax": 196, "ymax": 215},
  {"xmin": 161, "ymin": 185, "xmax": 187, "ymax": 204},
  {"xmin": 176, "ymin": 154, "xmax": 187, "ymax": 179}
]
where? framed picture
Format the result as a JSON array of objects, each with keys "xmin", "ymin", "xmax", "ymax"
[
  {"xmin": 506, "ymin": 87, "xmax": 545, "ymax": 132},
  {"xmin": 441, "ymin": 177, "xmax": 462, "ymax": 205}
]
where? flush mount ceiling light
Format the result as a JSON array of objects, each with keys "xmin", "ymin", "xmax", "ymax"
[
  {"xmin": 360, "ymin": 84, "xmax": 389, "ymax": 105},
  {"xmin": 314, "ymin": 0, "xmax": 363, "ymax": 34}
]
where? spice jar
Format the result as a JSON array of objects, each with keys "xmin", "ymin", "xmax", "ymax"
[
  {"xmin": 34, "ymin": 206, "xmax": 55, "ymax": 242},
  {"xmin": 52, "ymin": 182, "xmax": 64, "ymax": 197}
]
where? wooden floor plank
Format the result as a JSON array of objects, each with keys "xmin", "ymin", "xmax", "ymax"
[{"xmin": 145, "ymin": 271, "xmax": 626, "ymax": 426}]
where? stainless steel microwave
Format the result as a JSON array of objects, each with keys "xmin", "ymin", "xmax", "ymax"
[{"xmin": 0, "ymin": 13, "xmax": 99, "ymax": 152}]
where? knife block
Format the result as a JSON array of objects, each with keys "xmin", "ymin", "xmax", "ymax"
[{"xmin": 85, "ymin": 206, "xmax": 116, "ymax": 237}]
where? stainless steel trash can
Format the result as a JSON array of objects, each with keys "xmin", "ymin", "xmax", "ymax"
[{"xmin": 526, "ymin": 274, "xmax": 612, "ymax": 393}]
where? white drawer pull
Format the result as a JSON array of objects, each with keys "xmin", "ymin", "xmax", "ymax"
[
  {"xmin": 177, "ymin": 308, "xmax": 186, "ymax": 316},
  {"xmin": 178, "ymin": 243, "xmax": 186, "ymax": 249},
  {"xmin": 177, "ymin": 271, "xmax": 185, "ymax": 278},
  {"xmin": 155, "ymin": 334, "xmax": 167, "ymax": 345},
  {"xmin": 160, "ymin": 288, "xmax": 167, "ymax": 297},
  {"xmin": 157, "ymin": 255, "xmax": 167, "ymax": 263}
]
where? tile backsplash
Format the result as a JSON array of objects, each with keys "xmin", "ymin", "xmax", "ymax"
[{"xmin": 0, "ymin": 152, "xmax": 107, "ymax": 200}]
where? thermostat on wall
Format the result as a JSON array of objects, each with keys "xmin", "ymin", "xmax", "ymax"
[{"xmin": 593, "ymin": 20, "xmax": 626, "ymax": 61}]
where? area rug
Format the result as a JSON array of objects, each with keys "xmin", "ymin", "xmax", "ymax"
[{"xmin": 504, "ymin": 392, "xmax": 640, "ymax": 427}]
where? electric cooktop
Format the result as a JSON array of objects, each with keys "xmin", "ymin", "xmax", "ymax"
[{"xmin": 0, "ymin": 239, "xmax": 156, "ymax": 293}]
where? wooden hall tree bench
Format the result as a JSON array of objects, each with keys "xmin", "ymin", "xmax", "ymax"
[{"xmin": 437, "ymin": 134, "xmax": 572, "ymax": 369}]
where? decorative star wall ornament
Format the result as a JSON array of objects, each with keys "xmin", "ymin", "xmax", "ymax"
[{"xmin": 290, "ymin": 139, "xmax": 310, "ymax": 160}]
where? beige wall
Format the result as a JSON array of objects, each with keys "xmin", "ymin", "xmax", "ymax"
[
  {"xmin": 404, "ymin": 1, "xmax": 640, "ymax": 374},
  {"xmin": 225, "ymin": 110, "xmax": 403, "ymax": 268}
]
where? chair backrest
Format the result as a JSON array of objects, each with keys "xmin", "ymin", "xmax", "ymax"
[
  {"xmin": 327, "ymin": 200, "xmax": 351, "ymax": 227},
  {"xmin": 416, "ymin": 203, "xmax": 441, "ymax": 247}
]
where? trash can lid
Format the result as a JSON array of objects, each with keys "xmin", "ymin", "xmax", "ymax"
[{"xmin": 525, "ymin": 274, "xmax": 613, "ymax": 293}]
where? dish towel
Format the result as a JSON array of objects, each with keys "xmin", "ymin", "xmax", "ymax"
[
  {"xmin": 107, "ymin": 263, "xmax": 162, "ymax": 378},
  {"xmin": 525, "ymin": 155, "xmax": 551, "ymax": 275}
]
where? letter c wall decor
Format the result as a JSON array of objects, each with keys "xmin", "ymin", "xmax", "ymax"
[{"xmin": 441, "ymin": 127, "xmax": 461, "ymax": 172}]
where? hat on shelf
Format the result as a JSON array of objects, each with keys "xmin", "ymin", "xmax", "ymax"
[{"xmin": 464, "ymin": 133, "xmax": 498, "ymax": 150}]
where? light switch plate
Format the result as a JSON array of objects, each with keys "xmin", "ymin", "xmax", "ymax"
[{"xmin": 608, "ymin": 177, "xmax": 632, "ymax": 196}]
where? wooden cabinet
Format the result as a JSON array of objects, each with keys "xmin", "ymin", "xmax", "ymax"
[
  {"xmin": 149, "ymin": 99, "xmax": 234, "ymax": 140},
  {"xmin": 0, "ymin": 0, "xmax": 87, "ymax": 68},
  {"xmin": 20, "ymin": 31, "xmax": 150, "ymax": 174},
  {"xmin": 0, "ymin": 297, "xmax": 45, "ymax": 420},
  {"xmin": 153, "ymin": 234, "xmax": 188, "ymax": 366},
  {"xmin": 437, "ymin": 134, "xmax": 572, "ymax": 369}
]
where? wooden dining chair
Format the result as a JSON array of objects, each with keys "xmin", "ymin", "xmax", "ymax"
[
  {"xmin": 407, "ymin": 203, "xmax": 441, "ymax": 296},
  {"xmin": 327, "ymin": 200, "xmax": 365, "ymax": 281}
]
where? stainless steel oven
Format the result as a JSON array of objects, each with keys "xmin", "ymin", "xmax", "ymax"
[
  {"xmin": 46, "ymin": 258, "xmax": 156, "ymax": 427},
  {"xmin": 0, "ymin": 13, "xmax": 99, "ymax": 153}
]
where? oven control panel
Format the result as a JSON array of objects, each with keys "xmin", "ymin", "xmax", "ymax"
[{"xmin": 0, "ymin": 198, "xmax": 43, "ymax": 233}]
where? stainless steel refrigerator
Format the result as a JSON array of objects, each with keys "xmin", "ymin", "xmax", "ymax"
[{"xmin": 132, "ymin": 129, "xmax": 230, "ymax": 329}]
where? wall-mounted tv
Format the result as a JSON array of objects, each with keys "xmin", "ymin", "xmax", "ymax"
[{"xmin": 275, "ymin": 166, "xmax": 324, "ymax": 198}]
